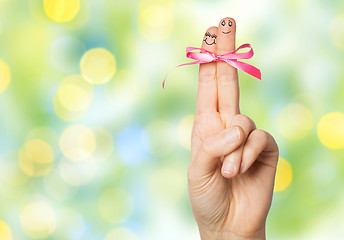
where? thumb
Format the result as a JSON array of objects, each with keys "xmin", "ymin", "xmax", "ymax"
[{"xmin": 189, "ymin": 126, "xmax": 244, "ymax": 180}]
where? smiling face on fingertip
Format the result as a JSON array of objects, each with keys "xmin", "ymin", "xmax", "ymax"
[
  {"xmin": 203, "ymin": 31, "xmax": 217, "ymax": 45},
  {"xmin": 219, "ymin": 17, "xmax": 235, "ymax": 35}
]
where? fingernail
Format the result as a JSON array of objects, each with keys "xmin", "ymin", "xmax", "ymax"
[
  {"xmin": 223, "ymin": 161, "xmax": 234, "ymax": 174},
  {"xmin": 225, "ymin": 127, "xmax": 240, "ymax": 144}
]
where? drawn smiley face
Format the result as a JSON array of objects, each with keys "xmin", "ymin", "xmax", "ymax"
[
  {"xmin": 203, "ymin": 32, "xmax": 217, "ymax": 45},
  {"xmin": 220, "ymin": 19, "xmax": 233, "ymax": 34}
]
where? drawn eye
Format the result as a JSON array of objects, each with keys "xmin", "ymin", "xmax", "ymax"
[
  {"xmin": 221, "ymin": 20, "xmax": 226, "ymax": 26},
  {"xmin": 228, "ymin": 20, "xmax": 232, "ymax": 27}
]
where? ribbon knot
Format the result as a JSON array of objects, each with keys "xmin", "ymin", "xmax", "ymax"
[
  {"xmin": 214, "ymin": 54, "xmax": 221, "ymax": 61},
  {"xmin": 163, "ymin": 43, "xmax": 261, "ymax": 89}
]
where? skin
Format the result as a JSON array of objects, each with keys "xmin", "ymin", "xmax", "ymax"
[{"xmin": 187, "ymin": 17, "xmax": 279, "ymax": 240}]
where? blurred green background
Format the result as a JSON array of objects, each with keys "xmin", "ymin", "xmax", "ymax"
[{"xmin": 0, "ymin": 0, "xmax": 344, "ymax": 239}]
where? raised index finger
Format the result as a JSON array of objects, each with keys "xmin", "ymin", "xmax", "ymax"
[
  {"xmin": 196, "ymin": 26, "xmax": 218, "ymax": 114},
  {"xmin": 216, "ymin": 17, "xmax": 240, "ymax": 118}
]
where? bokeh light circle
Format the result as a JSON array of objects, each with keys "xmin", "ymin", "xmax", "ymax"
[
  {"xmin": 80, "ymin": 48, "xmax": 116, "ymax": 85},
  {"xmin": 274, "ymin": 157, "xmax": 293, "ymax": 192},
  {"xmin": 57, "ymin": 84, "xmax": 91, "ymax": 112},
  {"xmin": 20, "ymin": 201, "xmax": 56, "ymax": 239},
  {"xmin": 18, "ymin": 139, "xmax": 55, "ymax": 177},
  {"xmin": 178, "ymin": 115, "xmax": 194, "ymax": 151},
  {"xmin": 105, "ymin": 228, "xmax": 138, "ymax": 240},
  {"xmin": 59, "ymin": 125, "xmax": 96, "ymax": 161},
  {"xmin": 98, "ymin": 188, "xmax": 133, "ymax": 224},
  {"xmin": 53, "ymin": 94, "xmax": 86, "ymax": 122},
  {"xmin": 138, "ymin": 3, "xmax": 174, "ymax": 42},
  {"xmin": 277, "ymin": 103, "xmax": 313, "ymax": 140},
  {"xmin": 43, "ymin": 0, "xmax": 80, "ymax": 23},
  {"xmin": 330, "ymin": 14, "xmax": 344, "ymax": 51},
  {"xmin": 56, "ymin": 75, "xmax": 93, "ymax": 112},
  {"xmin": 26, "ymin": 127, "xmax": 59, "ymax": 154},
  {"xmin": 0, "ymin": 151, "xmax": 30, "ymax": 188},
  {"xmin": 317, "ymin": 112, "xmax": 344, "ymax": 149},
  {"xmin": 53, "ymin": 75, "xmax": 94, "ymax": 121},
  {"xmin": 25, "ymin": 139, "xmax": 54, "ymax": 164},
  {"xmin": 0, "ymin": 59, "xmax": 10, "ymax": 93},
  {"xmin": 0, "ymin": 220, "xmax": 12, "ymax": 240}
]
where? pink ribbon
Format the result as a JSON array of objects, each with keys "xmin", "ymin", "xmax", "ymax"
[{"xmin": 162, "ymin": 43, "xmax": 261, "ymax": 89}]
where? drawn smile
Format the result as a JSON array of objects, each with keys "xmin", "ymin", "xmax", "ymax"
[
  {"xmin": 222, "ymin": 31, "xmax": 231, "ymax": 34},
  {"xmin": 203, "ymin": 38, "xmax": 216, "ymax": 45},
  {"xmin": 203, "ymin": 32, "xmax": 217, "ymax": 45}
]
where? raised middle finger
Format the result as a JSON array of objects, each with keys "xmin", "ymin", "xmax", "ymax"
[{"xmin": 216, "ymin": 17, "xmax": 240, "ymax": 121}]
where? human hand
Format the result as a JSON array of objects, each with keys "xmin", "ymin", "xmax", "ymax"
[{"xmin": 187, "ymin": 17, "xmax": 279, "ymax": 240}]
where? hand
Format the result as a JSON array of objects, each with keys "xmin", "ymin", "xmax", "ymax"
[{"xmin": 187, "ymin": 17, "xmax": 279, "ymax": 240}]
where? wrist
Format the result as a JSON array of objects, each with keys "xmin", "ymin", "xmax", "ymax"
[{"xmin": 198, "ymin": 227, "xmax": 266, "ymax": 240}]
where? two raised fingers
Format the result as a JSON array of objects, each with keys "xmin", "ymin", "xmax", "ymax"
[{"xmin": 196, "ymin": 18, "xmax": 240, "ymax": 118}]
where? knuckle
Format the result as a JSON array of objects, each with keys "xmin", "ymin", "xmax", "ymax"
[
  {"xmin": 217, "ymin": 74, "xmax": 237, "ymax": 82},
  {"xmin": 233, "ymin": 114, "xmax": 256, "ymax": 130},
  {"xmin": 234, "ymin": 114, "xmax": 249, "ymax": 124},
  {"xmin": 199, "ymin": 72, "xmax": 216, "ymax": 80},
  {"xmin": 265, "ymin": 131, "xmax": 279, "ymax": 153},
  {"xmin": 254, "ymin": 129, "xmax": 269, "ymax": 141}
]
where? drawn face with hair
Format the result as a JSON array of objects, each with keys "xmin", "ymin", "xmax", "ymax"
[
  {"xmin": 220, "ymin": 19, "xmax": 233, "ymax": 34},
  {"xmin": 203, "ymin": 32, "xmax": 217, "ymax": 45}
]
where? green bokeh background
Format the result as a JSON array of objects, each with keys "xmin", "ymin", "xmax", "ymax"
[{"xmin": 0, "ymin": 0, "xmax": 344, "ymax": 239}]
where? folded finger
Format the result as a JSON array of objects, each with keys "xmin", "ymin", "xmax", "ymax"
[
  {"xmin": 240, "ymin": 129, "xmax": 279, "ymax": 174},
  {"xmin": 221, "ymin": 114, "xmax": 256, "ymax": 178}
]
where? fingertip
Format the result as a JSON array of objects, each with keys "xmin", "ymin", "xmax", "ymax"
[
  {"xmin": 222, "ymin": 169, "xmax": 237, "ymax": 179},
  {"xmin": 219, "ymin": 17, "xmax": 236, "ymax": 27},
  {"xmin": 206, "ymin": 26, "xmax": 218, "ymax": 32},
  {"xmin": 221, "ymin": 166, "xmax": 239, "ymax": 179},
  {"xmin": 202, "ymin": 26, "xmax": 218, "ymax": 50},
  {"xmin": 217, "ymin": 17, "xmax": 236, "ymax": 54},
  {"xmin": 221, "ymin": 156, "xmax": 240, "ymax": 178}
]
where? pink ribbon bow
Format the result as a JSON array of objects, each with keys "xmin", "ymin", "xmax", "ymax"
[{"xmin": 162, "ymin": 43, "xmax": 261, "ymax": 89}]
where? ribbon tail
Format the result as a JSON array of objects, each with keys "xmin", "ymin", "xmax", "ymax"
[
  {"xmin": 162, "ymin": 60, "xmax": 205, "ymax": 89},
  {"xmin": 225, "ymin": 60, "xmax": 262, "ymax": 80}
]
